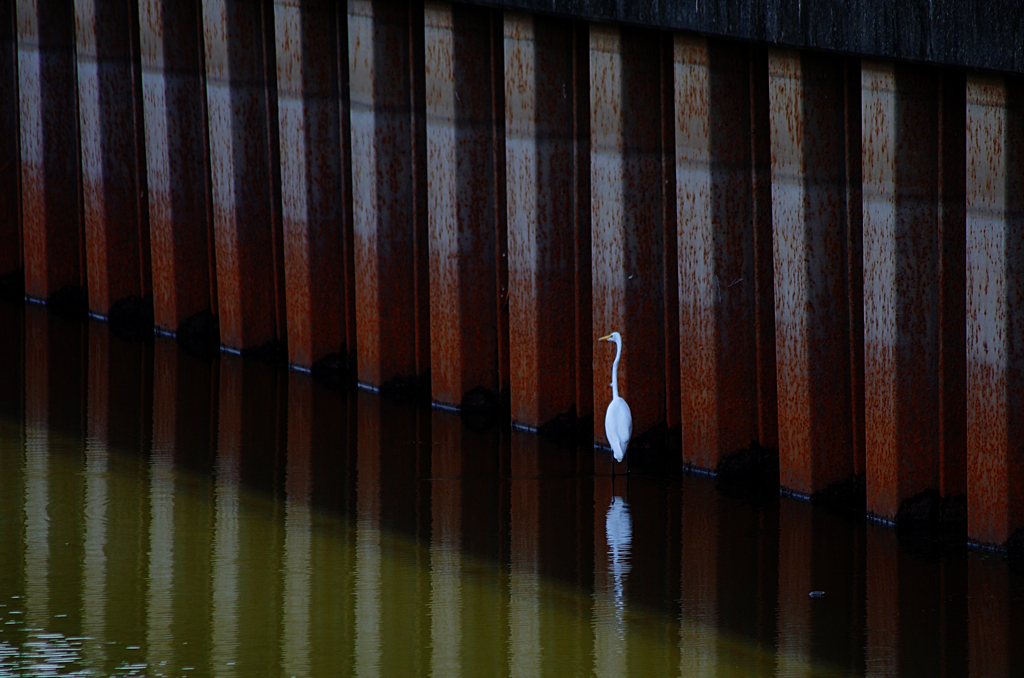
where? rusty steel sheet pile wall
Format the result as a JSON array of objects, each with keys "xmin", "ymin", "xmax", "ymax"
[
  {"xmin": 965, "ymin": 74, "xmax": 1024, "ymax": 549},
  {"xmin": 140, "ymin": 0, "xmax": 216, "ymax": 337},
  {"xmin": 589, "ymin": 23, "xmax": 673, "ymax": 447},
  {"xmin": 203, "ymin": 0, "xmax": 286, "ymax": 352},
  {"xmin": 274, "ymin": 0, "xmax": 350, "ymax": 370},
  {"xmin": 75, "ymin": 0, "xmax": 151, "ymax": 320},
  {"xmin": 675, "ymin": 35, "xmax": 777, "ymax": 471},
  {"xmin": 861, "ymin": 62, "xmax": 967, "ymax": 522},
  {"xmin": 7, "ymin": 0, "xmax": 1024, "ymax": 549},
  {"xmin": 18, "ymin": 0, "xmax": 84, "ymax": 302},
  {"xmin": 424, "ymin": 2, "xmax": 506, "ymax": 411},
  {"xmin": 349, "ymin": 0, "xmax": 429, "ymax": 391},
  {"xmin": 769, "ymin": 49, "xmax": 862, "ymax": 497}
]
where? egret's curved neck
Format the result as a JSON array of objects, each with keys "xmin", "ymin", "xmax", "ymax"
[{"xmin": 610, "ymin": 339, "xmax": 622, "ymax": 400}]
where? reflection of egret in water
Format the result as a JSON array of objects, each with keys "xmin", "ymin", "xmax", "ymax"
[
  {"xmin": 606, "ymin": 496, "xmax": 633, "ymax": 627},
  {"xmin": 593, "ymin": 495, "xmax": 633, "ymax": 678}
]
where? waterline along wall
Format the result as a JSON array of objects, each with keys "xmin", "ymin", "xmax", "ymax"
[{"xmin": 1, "ymin": 0, "xmax": 1023, "ymax": 550}]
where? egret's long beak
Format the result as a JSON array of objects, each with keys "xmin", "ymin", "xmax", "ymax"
[{"xmin": 598, "ymin": 334, "xmax": 612, "ymax": 342}]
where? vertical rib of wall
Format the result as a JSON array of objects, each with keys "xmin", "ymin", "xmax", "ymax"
[
  {"xmin": 676, "ymin": 36, "xmax": 774, "ymax": 470},
  {"xmin": 140, "ymin": 0, "xmax": 215, "ymax": 336},
  {"xmin": 349, "ymin": 0, "xmax": 429, "ymax": 390},
  {"xmin": 863, "ymin": 62, "xmax": 934, "ymax": 516},
  {"xmin": 19, "ymin": 0, "xmax": 83, "ymax": 302},
  {"xmin": 571, "ymin": 20, "xmax": 592, "ymax": 428},
  {"xmin": 966, "ymin": 74, "xmax": 1024, "ymax": 548},
  {"xmin": 0, "ymin": 1, "xmax": 19, "ymax": 283},
  {"xmin": 770, "ymin": 49, "xmax": 860, "ymax": 495},
  {"xmin": 862, "ymin": 62, "xmax": 966, "ymax": 521},
  {"xmin": 845, "ymin": 61, "xmax": 866, "ymax": 481},
  {"xmin": 492, "ymin": 11, "xmax": 509, "ymax": 413},
  {"xmin": 274, "ymin": 0, "xmax": 347, "ymax": 370},
  {"xmin": 659, "ymin": 34, "xmax": 680, "ymax": 437},
  {"xmin": 750, "ymin": 46, "xmax": 778, "ymax": 453},
  {"xmin": 590, "ymin": 24, "xmax": 668, "ymax": 445},
  {"xmin": 203, "ymin": 0, "xmax": 285, "ymax": 352},
  {"xmin": 75, "ymin": 0, "xmax": 151, "ymax": 319},
  {"xmin": 424, "ymin": 2, "xmax": 504, "ymax": 411},
  {"xmin": 939, "ymin": 72, "xmax": 967, "ymax": 500},
  {"xmin": 504, "ymin": 12, "xmax": 577, "ymax": 429}
]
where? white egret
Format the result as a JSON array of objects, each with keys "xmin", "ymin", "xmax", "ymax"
[{"xmin": 598, "ymin": 332, "xmax": 632, "ymax": 464}]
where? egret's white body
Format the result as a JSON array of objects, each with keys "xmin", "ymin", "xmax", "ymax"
[{"xmin": 599, "ymin": 332, "xmax": 632, "ymax": 463}]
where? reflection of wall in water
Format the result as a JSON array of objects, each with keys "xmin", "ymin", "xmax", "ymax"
[{"xmin": 0, "ymin": 305, "xmax": 1020, "ymax": 676}]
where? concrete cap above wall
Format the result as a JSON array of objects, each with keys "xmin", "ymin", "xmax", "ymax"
[{"xmin": 473, "ymin": 0, "xmax": 1024, "ymax": 75}]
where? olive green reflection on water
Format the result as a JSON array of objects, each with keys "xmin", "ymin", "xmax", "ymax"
[
  {"xmin": 1, "ymin": 303, "xmax": 1023, "ymax": 677},
  {"xmin": 1, "ymin": 420, "xmax": 777, "ymax": 678}
]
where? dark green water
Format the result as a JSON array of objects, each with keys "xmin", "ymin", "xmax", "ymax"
[{"xmin": 0, "ymin": 301, "xmax": 1022, "ymax": 677}]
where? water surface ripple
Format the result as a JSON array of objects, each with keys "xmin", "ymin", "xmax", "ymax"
[{"xmin": 0, "ymin": 303, "xmax": 1022, "ymax": 677}]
